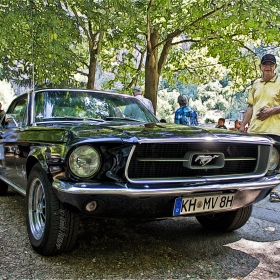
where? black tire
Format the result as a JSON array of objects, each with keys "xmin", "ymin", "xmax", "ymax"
[
  {"xmin": 196, "ymin": 205, "xmax": 253, "ymax": 232},
  {"xmin": 0, "ymin": 181, "xmax": 8, "ymax": 196},
  {"xmin": 26, "ymin": 163, "xmax": 80, "ymax": 256}
]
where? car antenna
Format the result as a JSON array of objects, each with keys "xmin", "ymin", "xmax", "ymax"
[{"xmin": 30, "ymin": 0, "xmax": 35, "ymax": 93}]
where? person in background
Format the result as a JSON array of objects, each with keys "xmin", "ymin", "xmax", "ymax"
[
  {"xmin": 132, "ymin": 86, "xmax": 154, "ymax": 113},
  {"xmin": 215, "ymin": 118, "xmax": 227, "ymax": 129},
  {"xmin": 0, "ymin": 102, "xmax": 6, "ymax": 128},
  {"xmin": 229, "ymin": 119, "xmax": 241, "ymax": 131},
  {"xmin": 174, "ymin": 95, "xmax": 198, "ymax": 126},
  {"xmin": 239, "ymin": 53, "xmax": 280, "ymax": 202},
  {"xmin": 0, "ymin": 102, "xmax": 6, "ymax": 168}
]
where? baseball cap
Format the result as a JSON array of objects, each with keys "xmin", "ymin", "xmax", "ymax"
[
  {"xmin": 261, "ymin": 54, "xmax": 276, "ymax": 64},
  {"xmin": 133, "ymin": 86, "xmax": 142, "ymax": 92}
]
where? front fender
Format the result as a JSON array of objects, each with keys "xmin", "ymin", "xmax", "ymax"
[
  {"xmin": 27, "ymin": 145, "xmax": 66, "ymax": 180},
  {"xmin": 26, "ymin": 154, "xmax": 48, "ymax": 180}
]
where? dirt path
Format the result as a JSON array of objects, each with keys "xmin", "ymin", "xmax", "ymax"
[{"xmin": 1, "ymin": 187, "xmax": 280, "ymax": 279}]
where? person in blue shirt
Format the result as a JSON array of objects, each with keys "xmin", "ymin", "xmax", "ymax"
[{"xmin": 174, "ymin": 95, "xmax": 198, "ymax": 126}]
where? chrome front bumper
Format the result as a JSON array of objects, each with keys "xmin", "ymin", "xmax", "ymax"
[
  {"xmin": 51, "ymin": 175, "xmax": 280, "ymax": 217},
  {"xmin": 52, "ymin": 175, "xmax": 280, "ymax": 197}
]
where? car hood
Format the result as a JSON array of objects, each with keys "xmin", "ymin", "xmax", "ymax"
[
  {"xmin": 70, "ymin": 122, "xmax": 269, "ymax": 144},
  {"xmin": 2, "ymin": 122, "xmax": 269, "ymax": 145}
]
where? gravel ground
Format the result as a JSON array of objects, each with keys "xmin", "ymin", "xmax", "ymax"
[{"xmin": 0, "ymin": 187, "xmax": 279, "ymax": 280}]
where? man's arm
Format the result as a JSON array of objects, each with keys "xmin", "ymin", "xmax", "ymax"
[
  {"xmin": 256, "ymin": 105, "xmax": 280, "ymax": 121},
  {"xmin": 239, "ymin": 105, "xmax": 253, "ymax": 132}
]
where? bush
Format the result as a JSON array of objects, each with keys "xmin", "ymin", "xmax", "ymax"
[{"xmin": 205, "ymin": 118, "xmax": 215, "ymax": 124}]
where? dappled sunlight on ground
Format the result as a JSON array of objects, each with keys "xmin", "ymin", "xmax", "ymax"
[{"xmin": 226, "ymin": 238, "xmax": 280, "ymax": 279}]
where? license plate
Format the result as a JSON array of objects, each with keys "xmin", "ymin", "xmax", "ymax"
[{"xmin": 173, "ymin": 193, "xmax": 235, "ymax": 216}]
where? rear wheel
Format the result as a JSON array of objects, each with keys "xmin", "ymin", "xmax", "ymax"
[
  {"xmin": 0, "ymin": 181, "xmax": 8, "ymax": 195},
  {"xmin": 196, "ymin": 205, "xmax": 253, "ymax": 232},
  {"xmin": 26, "ymin": 163, "xmax": 80, "ymax": 256}
]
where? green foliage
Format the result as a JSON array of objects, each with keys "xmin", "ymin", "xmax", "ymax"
[
  {"xmin": 1, "ymin": 0, "xmax": 280, "ymax": 113},
  {"xmin": 204, "ymin": 118, "xmax": 216, "ymax": 124},
  {"xmin": 156, "ymin": 89, "xmax": 178, "ymax": 123},
  {"xmin": 0, "ymin": 0, "xmax": 128, "ymax": 88},
  {"xmin": 0, "ymin": 80, "xmax": 16, "ymax": 109},
  {"xmin": 157, "ymin": 75, "xmax": 251, "ymax": 122}
]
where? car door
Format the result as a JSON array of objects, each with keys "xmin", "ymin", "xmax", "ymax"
[{"xmin": 1, "ymin": 95, "xmax": 28, "ymax": 191}]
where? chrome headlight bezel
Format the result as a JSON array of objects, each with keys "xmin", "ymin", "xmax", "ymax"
[
  {"xmin": 68, "ymin": 145, "xmax": 101, "ymax": 178},
  {"xmin": 268, "ymin": 147, "xmax": 279, "ymax": 171}
]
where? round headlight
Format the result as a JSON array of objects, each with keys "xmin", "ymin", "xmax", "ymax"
[
  {"xmin": 69, "ymin": 145, "xmax": 101, "ymax": 178},
  {"xmin": 268, "ymin": 147, "xmax": 279, "ymax": 171}
]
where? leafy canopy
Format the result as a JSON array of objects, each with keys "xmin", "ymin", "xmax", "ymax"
[{"xmin": 1, "ymin": 0, "xmax": 280, "ymax": 110}]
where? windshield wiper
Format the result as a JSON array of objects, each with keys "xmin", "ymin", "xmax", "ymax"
[
  {"xmin": 85, "ymin": 118, "xmax": 105, "ymax": 122},
  {"xmin": 41, "ymin": 117, "xmax": 105, "ymax": 122},
  {"xmin": 105, "ymin": 117, "xmax": 141, "ymax": 122}
]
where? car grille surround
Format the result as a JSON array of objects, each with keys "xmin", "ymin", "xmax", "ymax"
[{"xmin": 125, "ymin": 141, "xmax": 269, "ymax": 183}]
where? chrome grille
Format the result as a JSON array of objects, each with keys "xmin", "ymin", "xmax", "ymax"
[{"xmin": 126, "ymin": 142, "xmax": 264, "ymax": 182}]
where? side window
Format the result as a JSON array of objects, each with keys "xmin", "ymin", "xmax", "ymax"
[{"xmin": 7, "ymin": 98, "xmax": 28, "ymax": 127}]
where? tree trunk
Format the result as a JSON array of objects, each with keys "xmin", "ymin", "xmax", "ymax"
[
  {"xmin": 145, "ymin": 30, "xmax": 159, "ymax": 114},
  {"xmin": 87, "ymin": 31, "xmax": 104, "ymax": 89},
  {"xmin": 87, "ymin": 48, "xmax": 97, "ymax": 89}
]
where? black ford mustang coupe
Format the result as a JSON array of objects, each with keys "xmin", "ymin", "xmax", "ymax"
[{"xmin": 0, "ymin": 88, "xmax": 279, "ymax": 256}]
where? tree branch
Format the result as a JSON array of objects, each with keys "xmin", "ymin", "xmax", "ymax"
[{"xmin": 153, "ymin": 2, "xmax": 230, "ymax": 50}]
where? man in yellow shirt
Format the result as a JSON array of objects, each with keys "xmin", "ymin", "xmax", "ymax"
[{"xmin": 239, "ymin": 54, "xmax": 280, "ymax": 202}]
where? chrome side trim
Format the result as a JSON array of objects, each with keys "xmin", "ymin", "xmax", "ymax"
[
  {"xmin": 52, "ymin": 176, "xmax": 280, "ymax": 197},
  {"xmin": 0, "ymin": 175, "xmax": 26, "ymax": 196}
]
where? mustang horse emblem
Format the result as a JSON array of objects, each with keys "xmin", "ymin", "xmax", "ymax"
[{"xmin": 195, "ymin": 155, "xmax": 219, "ymax": 166}]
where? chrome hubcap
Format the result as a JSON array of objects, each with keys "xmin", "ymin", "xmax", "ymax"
[{"xmin": 28, "ymin": 178, "xmax": 46, "ymax": 240}]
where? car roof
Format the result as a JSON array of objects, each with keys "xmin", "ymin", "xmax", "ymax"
[{"xmin": 34, "ymin": 88, "xmax": 135, "ymax": 99}]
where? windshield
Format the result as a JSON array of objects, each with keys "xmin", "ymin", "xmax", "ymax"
[{"xmin": 34, "ymin": 90, "xmax": 158, "ymax": 123}]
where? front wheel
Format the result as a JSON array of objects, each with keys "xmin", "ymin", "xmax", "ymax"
[
  {"xmin": 196, "ymin": 205, "xmax": 253, "ymax": 232},
  {"xmin": 26, "ymin": 163, "xmax": 80, "ymax": 256}
]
